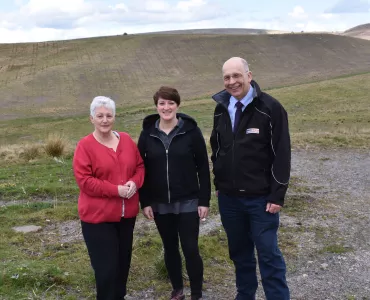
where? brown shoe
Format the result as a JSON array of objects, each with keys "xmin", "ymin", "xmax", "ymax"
[{"xmin": 171, "ymin": 289, "xmax": 185, "ymax": 300}]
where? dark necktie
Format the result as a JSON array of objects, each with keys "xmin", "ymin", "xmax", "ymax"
[{"xmin": 233, "ymin": 101, "xmax": 244, "ymax": 133}]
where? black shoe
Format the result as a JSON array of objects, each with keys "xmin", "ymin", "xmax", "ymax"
[{"xmin": 171, "ymin": 289, "xmax": 185, "ymax": 300}]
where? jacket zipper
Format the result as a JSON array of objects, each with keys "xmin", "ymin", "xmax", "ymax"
[
  {"xmin": 149, "ymin": 132, "xmax": 185, "ymax": 203},
  {"xmin": 216, "ymin": 132, "xmax": 220, "ymax": 159}
]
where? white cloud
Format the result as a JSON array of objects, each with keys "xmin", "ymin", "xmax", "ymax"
[
  {"xmin": 325, "ymin": 0, "xmax": 370, "ymax": 14},
  {"xmin": 289, "ymin": 6, "xmax": 307, "ymax": 19},
  {"xmin": 144, "ymin": 0, "xmax": 171, "ymax": 12},
  {"xmin": 112, "ymin": 3, "xmax": 128, "ymax": 11},
  {"xmin": 320, "ymin": 13, "xmax": 334, "ymax": 19},
  {"xmin": 14, "ymin": 0, "xmax": 25, "ymax": 6},
  {"xmin": 0, "ymin": 0, "xmax": 226, "ymax": 42},
  {"xmin": 0, "ymin": 0, "xmax": 367, "ymax": 43},
  {"xmin": 177, "ymin": 0, "xmax": 206, "ymax": 11},
  {"xmin": 20, "ymin": 0, "xmax": 93, "ymax": 16}
]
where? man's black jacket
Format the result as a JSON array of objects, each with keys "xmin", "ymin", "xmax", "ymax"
[{"xmin": 210, "ymin": 80, "xmax": 291, "ymax": 206}]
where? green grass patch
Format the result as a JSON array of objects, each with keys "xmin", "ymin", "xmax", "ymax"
[
  {"xmin": 0, "ymin": 158, "xmax": 78, "ymax": 201},
  {"xmin": 0, "ymin": 209, "xmax": 232, "ymax": 299},
  {"xmin": 2, "ymin": 73, "xmax": 370, "ymax": 149},
  {"xmin": 321, "ymin": 244, "xmax": 353, "ymax": 254}
]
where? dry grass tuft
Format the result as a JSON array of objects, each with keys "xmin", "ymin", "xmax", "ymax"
[
  {"xmin": 0, "ymin": 143, "xmax": 45, "ymax": 163},
  {"xmin": 44, "ymin": 133, "xmax": 67, "ymax": 158},
  {"xmin": 21, "ymin": 144, "xmax": 42, "ymax": 161}
]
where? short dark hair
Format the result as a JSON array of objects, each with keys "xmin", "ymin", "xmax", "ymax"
[{"xmin": 153, "ymin": 86, "xmax": 181, "ymax": 106}]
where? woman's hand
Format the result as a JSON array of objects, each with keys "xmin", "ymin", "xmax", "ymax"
[
  {"xmin": 198, "ymin": 206, "xmax": 209, "ymax": 220},
  {"xmin": 124, "ymin": 181, "xmax": 137, "ymax": 199},
  {"xmin": 143, "ymin": 206, "xmax": 154, "ymax": 220},
  {"xmin": 118, "ymin": 185, "xmax": 129, "ymax": 198}
]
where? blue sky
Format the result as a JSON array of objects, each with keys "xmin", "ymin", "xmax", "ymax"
[{"xmin": 0, "ymin": 0, "xmax": 369, "ymax": 42}]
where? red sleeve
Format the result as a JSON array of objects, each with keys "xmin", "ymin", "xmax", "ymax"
[
  {"xmin": 127, "ymin": 137, "xmax": 145, "ymax": 189},
  {"xmin": 73, "ymin": 141, "xmax": 120, "ymax": 198}
]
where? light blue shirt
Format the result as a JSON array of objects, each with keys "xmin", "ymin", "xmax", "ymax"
[{"xmin": 228, "ymin": 86, "xmax": 255, "ymax": 131}]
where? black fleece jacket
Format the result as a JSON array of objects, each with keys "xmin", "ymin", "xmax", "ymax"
[
  {"xmin": 138, "ymin": 113, "xmax": 211, "ymax": 208},
  {"xmin": 210, "ymin": 80, "xmax": 291, "ymax": 206}
]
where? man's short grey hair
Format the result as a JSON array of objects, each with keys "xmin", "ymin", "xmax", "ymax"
[
  {"xmin": 222, "ymin": 57, "xmax": 250, "ymax": 73},
  {"xmin": 241, "ymin": 58, "xmax": 250, "ymax": 72},
  {"xmin": 90, "ymin": 96, "xmax": 116, "ymax": 117}
]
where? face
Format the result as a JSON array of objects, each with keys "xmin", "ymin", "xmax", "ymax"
[
  {"xmin": 223, "ymin": 60, "xmax": 252, "ymax": 100},
  {"xmin": 90, "ymin": 106, "xmax": 115, "ymax": 134},
  {"xmin": 156, "ymin": 98, "xmax": 179, "ymax": 121}
]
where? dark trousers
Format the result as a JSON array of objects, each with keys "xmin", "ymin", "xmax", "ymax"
[
  {"xmin": 218, "ymin": 193, "xmax": 289, "ymax": 300},
  {"xmin": 154, "ymin": 212, "xmax": 203, "ymax": 298},
  {"xmin": 81, "ymin": 217, "xmax": 136, "ymax": 300}
]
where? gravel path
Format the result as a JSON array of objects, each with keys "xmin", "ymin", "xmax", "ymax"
[
  {"xmin": 128, "ymin": 149, "xmax": 370, "ymax": 299},
  {"xmin": 284, "ymin": 149, "xmax": 370, "ymax": 300}
]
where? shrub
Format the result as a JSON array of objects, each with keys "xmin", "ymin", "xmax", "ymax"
[
  {"xmin": 44, "ymin": 134, "xmax": 66, "ymax": 158},
  {"xmin": 22, "ymin": 144, "xmax": 42, "ymax": 161}
]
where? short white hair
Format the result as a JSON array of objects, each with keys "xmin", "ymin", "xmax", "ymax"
[
  {"xmin": 241, "ymin": 58, "xmax": 250, "ymax": 72},
  {"xmin": 222, "ymin": 57, "xmax": 250, "ymax": 73},
  {"xmin": 90, "ymin": 96, "xmax": 116, "ymax": 117}
]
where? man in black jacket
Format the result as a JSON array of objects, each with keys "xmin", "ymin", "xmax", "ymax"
[{"xmin": 210, "ymin": 57, "xmax": 290, "ymax": 300}]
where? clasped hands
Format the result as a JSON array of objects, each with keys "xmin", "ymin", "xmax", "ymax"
[{"xmin": 118, "ymin": 181, "xmax": 137, "ymax": 199}]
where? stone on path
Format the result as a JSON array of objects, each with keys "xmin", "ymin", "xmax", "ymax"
[{"xmin": 12, "ymin": 225, "xmax": 42, "ymax": 233}]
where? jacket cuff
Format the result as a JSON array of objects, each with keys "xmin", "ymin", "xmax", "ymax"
[
  {"xmin": 198, "ymin": 198, "xmax": 210, "ymax": 207},
  {"xmin": 108, "ymin": 183, "xmax": 120, "ymax": 198},
  {"xmin": 266, "ymin": 194, "xmax": 285, "ymax": 207}
]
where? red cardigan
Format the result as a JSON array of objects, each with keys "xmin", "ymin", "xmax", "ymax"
[{"xmin": 73, "ymin": 132, "xmax": 144, "ymax": 223}]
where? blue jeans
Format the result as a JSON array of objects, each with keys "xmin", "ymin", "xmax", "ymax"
[{"xmin": 218, "ymin": 193, "xmax": 289, "ymax": 300}]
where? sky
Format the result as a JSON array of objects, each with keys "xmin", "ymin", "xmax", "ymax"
[{"xmin": 0, "ymin": 0, "xmax": 369, "ymax": 43}]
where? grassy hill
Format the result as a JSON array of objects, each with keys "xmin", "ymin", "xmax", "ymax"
[
  {"xmin": 140, "ymin": 28, "xmax": 289, "ymax": 35},
  {"xmin": 343, "ymin": 23, "xmax": 370, "ymax": 40},
  {"xmin": 1, "ymin": 33, "xmax": 370, "ymax": 120}
]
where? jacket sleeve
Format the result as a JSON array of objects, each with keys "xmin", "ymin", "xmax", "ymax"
[
  {"xmin": 193, "ymin": 127, "xmax": 211, "ymax": 207},
  {"xmin": 127, "ymin": 136, "xmax": 145, "ymax": 190},
  {"xmin": 266, "ymin": 102, "xmax": 291, "ymax": 206},
  {"xmin": 209, "ymin": 106, "xmax": 220, "ymax": 190},
  {"xmin": 73, "ymin": 141, "xmax": 120, "ymax": 198},
  {"xmin": 137, "ymin": 131, "xmax": 151, "ymax": 209}
]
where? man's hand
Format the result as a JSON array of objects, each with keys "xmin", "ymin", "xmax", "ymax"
[
  {"xmin": 143, "ymin": 206, "xmax": 154, "ymax": 220},
  {"xmin": 266, "ymin": 202, "xmax": 282, "ymax": 214},
  {"xmin": 124, "ymin": 181, "xmax": 137, "ymax": 199},
  {"xmin": 198, "ymin": 206, "xmax": 209, "ymax": 220}
]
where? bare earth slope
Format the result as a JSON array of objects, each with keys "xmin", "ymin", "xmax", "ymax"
[
  {"xmin": 1, "ymin": 33, "xmax": 370, "ymax": 120},
  {"xmin": 343, "ymin": 23, "xmax": 370, "ymax": 40}
]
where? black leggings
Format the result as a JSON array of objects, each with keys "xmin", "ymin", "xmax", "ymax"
[
  {"xmin": 81, "ymin": 217, "xmax": 136, "ymax": 300},
  {"xmin": 154, "ymin": 211, "xmax": 203, "ymax": 297}
]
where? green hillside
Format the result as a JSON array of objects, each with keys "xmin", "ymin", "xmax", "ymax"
[{"xmin": 1, "ymin": 33, "xmax": 370, "ymax": 120}]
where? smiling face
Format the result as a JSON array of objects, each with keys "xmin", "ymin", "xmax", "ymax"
[
  {"xmin": 222, "ymin": 58, "xmax": 252, "ymax": 100},
  {"xmin": 90, "ymin": 106, "xmax": 115, "ymax": 134},
  {"xmin": 156, "ymin": 97, "xmax": 179, "ymax": 122}
]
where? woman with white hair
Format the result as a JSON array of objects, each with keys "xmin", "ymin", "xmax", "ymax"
[{"xmin": 73, "ymin": 96, "xmax": 145, "ymax": 300}]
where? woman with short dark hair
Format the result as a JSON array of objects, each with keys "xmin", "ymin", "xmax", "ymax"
[{"xmin": 138, "ymin": 86, "xmax": 211, "ymax": 300}]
